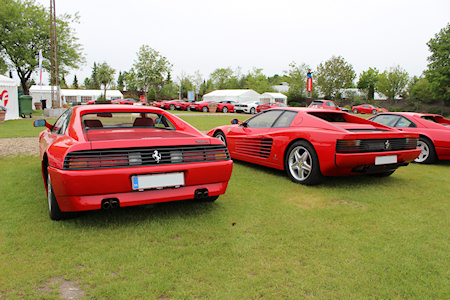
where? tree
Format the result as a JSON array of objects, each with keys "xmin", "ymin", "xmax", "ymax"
[
  {"xmin": 96, "ymin": 62, "xmax": 115, "ymax": 99},
  {"xmin": 315, "ymin": 56, "xmax": 356, "ymax": 100},
  {"xmin": 209, "ymin": 68, "xmax": 234, "ymax": 90},
  {"xmin": 147, "ymin": 87, "xmax": 157, "ymax": 101},
  {"xmin": 72, "ymin": 75, "xmax": 79, "ymax": 89},
  {"xmin": 377, "ymin": 65, "xmax": 409, "ymax": 100},
  {"xmin": 177, "ymin": 71, "xmax": 194, "ymax": 99},
  {"xmin": 244, "ymin": 68, "xmax": 273, "ymax": 94},
  {"xmin": 132, "ymin": 45, "xmax": 172, "ymax": 92},
  {"xmin": 0, "ymin": 0, "xmax": 84, "ymax": 94},
  {"xmin": 284, "ymin": 62, "xmax": 309, "ymax": 104},
  {"xmin": 60, "ymin": 74, "xmax": 68, "ymax": 89},
  {"xmin": 407, "ymin": 76, "xmax": 433, "ymax": 110},
  {"xmin": 425, "ymin": 23, "xmax": 450, "ymax": 107},
  {"xmin": 357, "ymin": 67, "xmax": 379, "ymax": 101},
  {"xmin": 117, "ymin": 71, "xmax": 124, "ymax": 91}
]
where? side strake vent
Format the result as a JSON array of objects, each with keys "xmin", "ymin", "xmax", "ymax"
[
  {"xmin": 64, "ymin": 145, "xmax": 230, "ymax": 170},
  {"xmin": 235, "ymin": 138, "xmax": 273, "ymax": 158}
]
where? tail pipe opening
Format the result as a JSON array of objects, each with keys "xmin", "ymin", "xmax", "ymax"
[
  {"xmin": 194, "ymin": 189, "xmax": 209, "ymax": 199},
  {"xmin": 102, "ymin": 198, "xmax": 120, "ymax": 210}
]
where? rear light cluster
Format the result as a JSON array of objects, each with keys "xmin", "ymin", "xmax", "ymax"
[
  {"xmin": 336, "ymin": 138, "xmax": 418, "ymax": 153},
  {"xmin": 64, "ymin": 145, "xmax": 230, "ymax": 170}
]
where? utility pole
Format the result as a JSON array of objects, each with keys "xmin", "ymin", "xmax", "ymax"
[{"xmin": 50, "ymin": 0, "xmax": 60, "ymax": 107}]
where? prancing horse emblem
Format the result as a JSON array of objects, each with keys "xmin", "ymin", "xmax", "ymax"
[
  {"xmin": 152, "ymin": 150, "xmax": 161, "ymax": 163},
  {"xmin": 385, "ymin": 140, "xmax": 391, "ymax": 150}
]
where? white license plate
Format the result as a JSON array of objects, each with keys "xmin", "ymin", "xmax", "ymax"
[
  {"xmin": 375, "ymin": 155, "xmax": 397, "ymax": 165},
  {"xmin": 132, "ymin": 172, "xmax": 184, "ymax": 190}
]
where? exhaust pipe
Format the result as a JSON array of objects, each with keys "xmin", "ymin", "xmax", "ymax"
[
  {"xmin": 194, "ymin": 189, "xmax": 209, "ymax": 199},
  {"xmin": 102, "ymin": 198, "xmax": 120, "ymax": 210}
]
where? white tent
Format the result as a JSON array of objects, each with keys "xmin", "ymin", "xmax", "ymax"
[
  {"xmin": 202, "ymin": 89, "xmax": 260, "ymax": 103},
  {"xmin": 0, "ymin": 75, "xmax": 20, "ymax": 120},
  {"xmin": 259, "ymin": 92, "xmax": 288, "ymax": 104},
  {"xmin": 29, "ymin": 85, "xmax": 123, "ymax": 106}
]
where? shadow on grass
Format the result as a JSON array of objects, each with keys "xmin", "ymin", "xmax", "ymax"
[{"xmin": 65, "ymin": 198, "xmax": 222, "ymax": 228}]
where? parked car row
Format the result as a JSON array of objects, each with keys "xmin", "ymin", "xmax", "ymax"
[
  {"xmin": 308, "ymin": 99, "xmax": 388, "ymax": 114},
  {"xmin": 33, "ymin": 104, "xmax": 449, "ymax": 221},
  {"xmin": 152, "ymin": 99, "xmax": 288, "ymax": 114}
]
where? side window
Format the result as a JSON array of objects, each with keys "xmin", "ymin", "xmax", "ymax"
[
  {"xmin": 371, "ymin": 115, "xmax": 400, "ymax": 127},
  {"xmin": 273, "ymin": 111, "xmax": 297, "ymax": 128},
  {"xmin": 246, "ymin": 110, "xmax": 284, "ymax": 128},
  {"xmin": 52, "ymin": 109, "xmax": 72, "ymax": 134},
  {"xmin": 396, "ymin": 117, "xmax": 416, "ymax": 128}
]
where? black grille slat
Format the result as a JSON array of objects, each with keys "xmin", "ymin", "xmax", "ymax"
[
  {"xmin": 64, "ymin": 145, "xmax": 230, "ymax": 170},
  {"xmin": 336, "ymin": 138, "xmax": 418, "ymax": 153}
]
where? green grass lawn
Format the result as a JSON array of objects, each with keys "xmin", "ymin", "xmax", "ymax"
[{"xmin": 0, "ymin": 113, "xmax": 449, "ymax": 298}]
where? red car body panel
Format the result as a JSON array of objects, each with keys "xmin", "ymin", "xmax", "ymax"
[
  {"xmin": 36, "ymin": 105, "xmax": 233, "ymax": 213},
  {"xmin": 163, "ymin": 100, "xmax": 185, "ymax": 110},
  {"xmin": 369, "ymin": 112, "xmax": 450, "ymax": 161},
  {"xmin": 352, "ymin": 104, "xmax": 388, "ymax": 114},
  {"xmin": 189, "ymin": 101, "xmax": 217, "ymax": 112},
  {"xmin": 308, "ymin": 99, "xmax": 341, "ymax": 111},
  {"xmin": 256, "ymin": 102, "xmax": 287, "ymax": 113},
  {"xmin": 216, "ymin": 101, "xmax": 236, "ymax": 113},
  {"xmin": 207, "ymin": 108, "xmax": 421, "ymax": 178}
]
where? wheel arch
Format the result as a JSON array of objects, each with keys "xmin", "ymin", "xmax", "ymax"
[{"xmin": 283, "ymin": 138, "xmax": 315, "ymax": 166}]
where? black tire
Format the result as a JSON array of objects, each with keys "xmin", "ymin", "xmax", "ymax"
[
  {"xmin": 213, "ymin": 131, "xmax": 227, "ymax": 146},
  {"xmin": 169, "ymin": 104, "xmax": 175, "ymax": 111},
  {"xmin": 372, "ymin": 109, "xmax": 377, "ymax": 115},
  {"xmin": 47, "ymin": 172, "xmax": 69, "ymax": 221},
  {"xmin": 222, "ymin": 106, "xmax": 228, "ymax": 113},
  {"xmin": 285, "ymin": 140, "xmax": 324, "ymax": 185},
  {"xmin": 352, "ymin": 109, "xmax": 358, "ymax": 114},
  {"xmin": 250, "ymin": 107, "xmax": 256, "ymax": 114},
  {"xmin": 415, "ymin": 137, "xmax": 437, "ymax": 164},
  {"xmin": 202, "ymin": 106, "xmax": 208, "ymax": 113},
  {"xmin": 186, "ymin": 106, "xmax": 191, "ymax": 111},
  {"xmin": 194, "ymin": 196, "xmax": 219, "ymax": 202}
]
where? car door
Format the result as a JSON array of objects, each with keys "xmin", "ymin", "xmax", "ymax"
[{"xmin": 226, "ymin": 110, "xmax": 285, "ymax": 163}]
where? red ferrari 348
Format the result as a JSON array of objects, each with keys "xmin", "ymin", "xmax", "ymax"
[
  {"xmin": 207, "ymin": 107, "xmax": 421, "ymax": 185},
  {"xmin": 34, "ymin": 105, "xmax": 233, "ymax": 220}
]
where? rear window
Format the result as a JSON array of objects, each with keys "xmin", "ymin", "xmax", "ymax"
[
  {"xmin": 310, "ymin": 100, "xmax": 324, "ymax": 106},
  {"xmin": 308, "ymin": 111, "xmax": 346, "ymax": 122},
  {"xmin": 81, "ymin": 112, "xmax": 176, "ymax": 131}
]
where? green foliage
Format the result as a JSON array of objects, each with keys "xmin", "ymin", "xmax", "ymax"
[
  {"xmin": 425, "ymin": 23, "xmax": 450, "ymax": 106},
  {"xmin": 96, "ymin": 62, "xmax": 116, "ymax": 98},
  {"xmin": 357, "ymin": 67, "xmax": 379, "ymax": 101},
  {"xmin": 147, "ymin": 87, "xmax": 157, "ymax": 101},
  {"xmin": 177, "ymin": 72, "xmax": 194, "ymax": 99},
  {"xmin": 159, "ymin": 82, "xmax": 178, "ymax": 100},
  {"xmin": 284, "ymin": 62, "xmax": 309, "ymax": 97},
  {"xmin": 132, "ymin": 45, "xmax": 172, "ymax": 92},
  {"xmin": 0, "ymin": 0, "xmax": 84, "ymax": 94},
  {"xmin": 72, "ymin": 75, "xmax": 79, "ymax": 89},
  {"xmin": 244, "ymin": 68, "xmax": 273, "ymax": 94},
  {"xmin": 407, "ymin": 76, "xmax": 434, "ymax": 110},
  {"xmin": 315, "ymin": 56, "xmax": 356, "ymax": 98},
  {"xmin": 377, "ymin": 65, "xmax": 409, "ymax": 100},
  {"xmin": 209, "ymin": 67, "xmax": 234, "ymax": 90},
  {"xmin": 59, "ymin": 74, "xmax": 68, "ymax": 89},
  {"xmin": 116, "ymin": 71, "xmax": 124, "ymax": 91}
]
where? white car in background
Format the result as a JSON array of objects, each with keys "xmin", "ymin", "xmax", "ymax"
[{"xmin": 234, "ymin": 101, "xmax": 262, "ymax": 114}]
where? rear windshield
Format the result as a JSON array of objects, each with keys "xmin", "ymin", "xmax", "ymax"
[
  {"xmin": 81, "ymin": 112, "xmax": 176, "ymax": 131},
  {"xmin": 308, "ymin": 111, "xmax": 346, "ymax": 122}
]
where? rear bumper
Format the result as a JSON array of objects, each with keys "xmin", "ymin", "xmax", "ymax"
[
  {"xmin": 48, "ymin": 160, "xmax": 233, "ymax": 212},
  {"xmin": 329, "ymin": 148, "xmax": 421, "ymax": 175}
]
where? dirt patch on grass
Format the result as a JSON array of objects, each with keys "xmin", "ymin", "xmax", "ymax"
[
  {"xmin": 0, "ymin": 137, "xmax": 39, "ymax": 157},
  {"xmin": 37, "ymin": 277, "xmax": 85, "ymax": 299}
]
